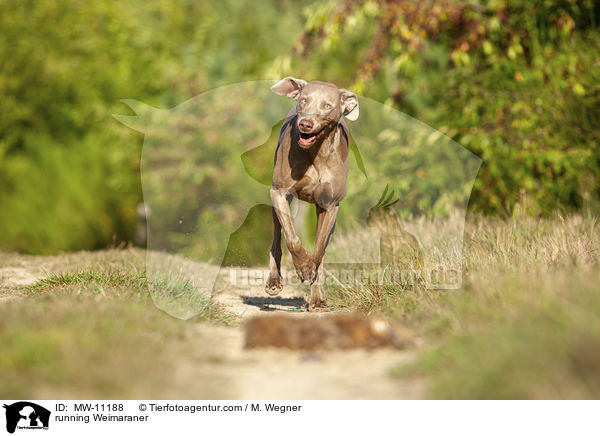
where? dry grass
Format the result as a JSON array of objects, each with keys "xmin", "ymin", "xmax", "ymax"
[
  {"xmin": 1, "ymin": 214, "xmax": 599, "ymax": 399},
  {"xmin": 322, "ymin": 213, "xmax": 600, "ymax": 398}
]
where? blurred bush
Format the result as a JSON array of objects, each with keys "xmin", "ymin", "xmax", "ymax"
[
  {"xmin": 274, "ymin": 0, "xmax": 600, "ymax": 215},
  {"xmin": 0, "ymin": 0, "xmax": 303, "ymax": 253},
  {"xmin": 1, "ymin": 0, "xmax": 599, "ymax": 256}
]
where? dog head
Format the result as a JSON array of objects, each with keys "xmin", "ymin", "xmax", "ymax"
[{"xmin": 271, "ymin": 77, "xmax": 359, "ymax": 148}]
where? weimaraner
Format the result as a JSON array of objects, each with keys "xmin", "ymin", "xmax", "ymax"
[{"xmin": 265, "ymin": 77, "xmax": 359, "ymax": 309}]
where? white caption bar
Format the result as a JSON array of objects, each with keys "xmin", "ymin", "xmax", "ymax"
[{"xmin": 1, "ymin": 400, "xmax": 597, "ymax": 436}]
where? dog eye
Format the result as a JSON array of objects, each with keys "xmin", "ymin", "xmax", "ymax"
[
  {"xmin": 301, "ymin": 98, "xmax": 307, "ymax": 104},
  {"xmin": 324, "ymin": 104, "xmax": 331, "ymax": 109}
]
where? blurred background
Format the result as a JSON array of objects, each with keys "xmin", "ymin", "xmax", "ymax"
[
  {"xmin": 0, "ymin": 0, "xmax": 599, "ymax": 255},
  {"xmin": 2, "ymin": 0, "xmax": 600, "ymax": 401}
]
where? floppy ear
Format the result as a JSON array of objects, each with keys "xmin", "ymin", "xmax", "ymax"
[
  {"xmin": 340, "ymin": 89, "xmax": 359, "ymax": 120},
  {"xmin": 270, "ymin": 77, "xmax": 307, "ymax": 100}
]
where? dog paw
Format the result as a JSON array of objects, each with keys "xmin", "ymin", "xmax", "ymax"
[
  {"xmin": 295, "ymin": 260, "xmax": 317, "ymax": 283},
  {"xmin": 308, "ymin": 298, "xmax": 327, "ymax": 311},
  {"xmin": 291, "ymin": 250, "xmax": 318, "ymax": 283},
  {"xmin": 265, "ymin": 275, "xmax": 283, "ymax": 296}
]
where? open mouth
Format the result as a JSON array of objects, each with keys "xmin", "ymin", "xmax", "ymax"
[{"xmin": 298, "ymin": 128, "xmax": 325, "ymax": 148}]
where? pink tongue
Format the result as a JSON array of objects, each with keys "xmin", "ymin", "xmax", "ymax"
[{"xmin": 299, "ymin": 135, "xmax": 316, "ymax": 147}]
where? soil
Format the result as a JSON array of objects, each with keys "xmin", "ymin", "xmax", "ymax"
[{"xmin": 0, "ymin": 251, "xmax": 425, "ymax": 399}]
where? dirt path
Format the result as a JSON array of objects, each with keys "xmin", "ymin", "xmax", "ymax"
[
  {"xmin": 0, "ymin": 252, "xmax": 425, "ymax": 399},
  {"xmin": 206, "ymin": 266, "xmax": 425, "ymax": 399}
]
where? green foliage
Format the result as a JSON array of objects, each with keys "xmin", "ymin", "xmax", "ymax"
[
  {"xmin": 278, "ymin": 0, "xmax": 600, "ymax": 215},
  {"xmin": 1, "ymin": 0, "xmax": 599, "ymax": 255},
  {"xmin": 0, "ymin": 0, "xmax": 304, "ymax": 254}
]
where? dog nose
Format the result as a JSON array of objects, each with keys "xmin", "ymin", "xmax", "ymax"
[{"xmin": 298, "ymin": 119, "xmax": 313, "ymax": 132}]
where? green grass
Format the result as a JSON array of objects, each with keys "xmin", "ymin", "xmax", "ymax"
[
  {"xmin": 28, "ymin": 267, "xmax": 229, "ymax": 323},
  {"xmin": 0, "ymin": 297, "xmax": 182, "ymax": 397},
  {"xmin": 323, "ymin": 213, "xmax": 600, "ymax": 399},
  {"xmin": 30, "ymin": 269, "xmax": 147, "ymax": 295},
  {"xmin": 392, "ymin": 269, "xmax": 600, "ymax": 399},
  {"xmin": 0, "ymin": 251, "xmax": 232, "ymax": 398}
]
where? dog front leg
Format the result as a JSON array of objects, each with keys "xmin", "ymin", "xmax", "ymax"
[
  {"xmin": 312, "ymin": 204, "xmax": 339, "ymax": 268},
  {"xmin": 309, "ymin": 262, "xmax": 326, "ymax": 310},
  {"xmin": 308, "ymin": 205, "xmax": 338, "ymax": 309},
  {"xmin": 265, "ymin": 206, "xmax": 284, "ymax": 295},
  {"xmin": 270, "ymin": 188, "xmax": 316, "ymax": 283}
]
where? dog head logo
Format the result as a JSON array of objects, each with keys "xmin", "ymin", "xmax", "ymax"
[{"xmin": 3, "ymin": 402, "xmax": 50, "ymax": 434}]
